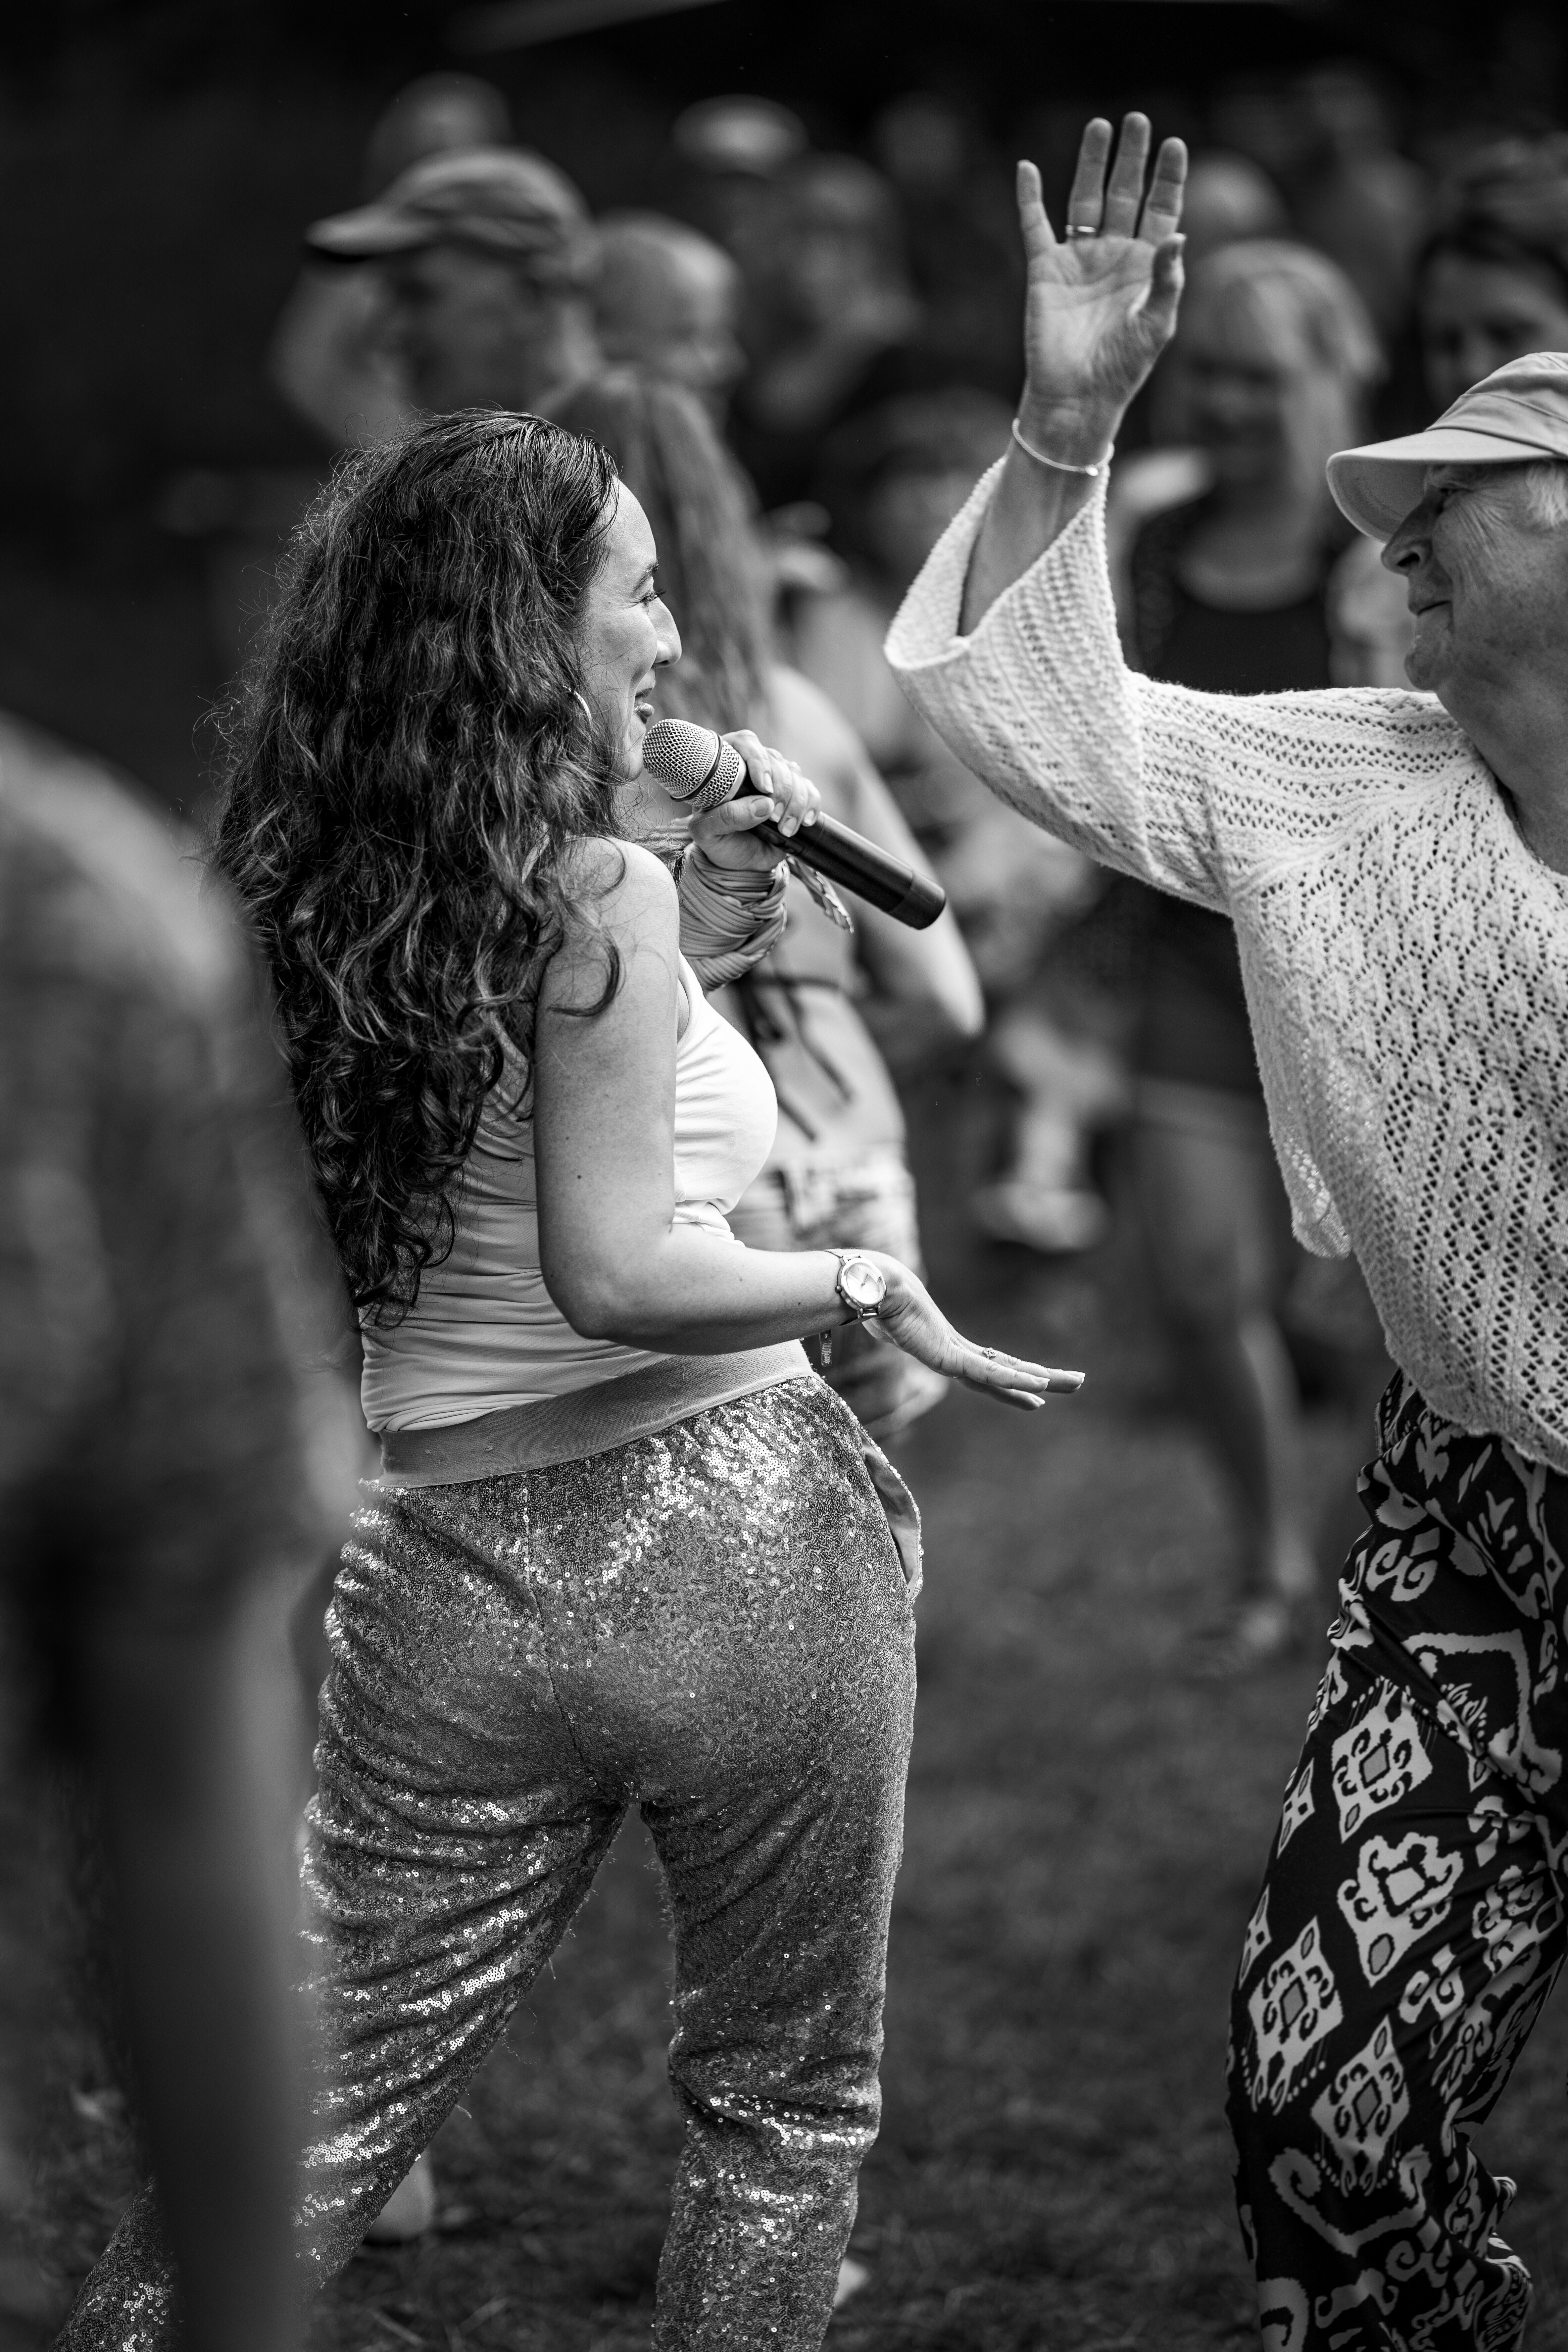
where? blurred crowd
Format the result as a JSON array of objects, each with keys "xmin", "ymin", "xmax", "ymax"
[{"xmin": 7, "ymin": 40, "xmax": 1568, "ymax": 2337}]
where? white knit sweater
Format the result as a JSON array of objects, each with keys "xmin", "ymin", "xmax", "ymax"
[{"xmin": 886, "ymin": 466, "xmax": 1568, "ymax": 1473}]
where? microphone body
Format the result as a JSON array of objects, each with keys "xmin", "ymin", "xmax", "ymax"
[{"xmin": 641, "ymin": 717, "xmax": 946, "ymax": 930}]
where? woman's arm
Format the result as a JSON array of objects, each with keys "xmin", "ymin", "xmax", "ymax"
[{"xmin": 531, "ymin": 840, "xmax": 1074, "ymax": 1407}]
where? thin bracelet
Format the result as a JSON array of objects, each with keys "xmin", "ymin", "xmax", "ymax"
[{"xmin": 1010, "ymin": 414, "xmax": 1111, "ymax": 478}]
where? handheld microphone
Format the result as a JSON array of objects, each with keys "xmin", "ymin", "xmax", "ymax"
[{"xmin": 641, "ymin": 717, "xmax": 947, "ymax": 931}]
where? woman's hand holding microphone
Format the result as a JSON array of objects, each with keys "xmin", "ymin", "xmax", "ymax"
[{"xmin": 683, "ymin": 730, "xmax": 820, "ymax": 873}]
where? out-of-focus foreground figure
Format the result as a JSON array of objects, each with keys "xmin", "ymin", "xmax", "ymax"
[{"xmin": 0, "ymin": 723, "xmax": 359, "ymax": 2350}]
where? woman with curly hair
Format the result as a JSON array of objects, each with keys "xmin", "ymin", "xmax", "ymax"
[{"xmin": 61, "ymin": 408, "xmax": 1073, "ymax": 2352}]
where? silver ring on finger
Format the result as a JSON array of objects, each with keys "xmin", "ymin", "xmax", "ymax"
[
  {"xmin": 1066, "ymin": 223, "xmax": 1098, "ymax": 240},
  {"xmin": 981, "ymin": 1346, "xmax": 997, "ymax": 1359}
]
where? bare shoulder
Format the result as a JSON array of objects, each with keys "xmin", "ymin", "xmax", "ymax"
[
  {"xmin": 560, "ymin": 835, "xmax": 678, "ymax": 927},
  {"xmin": 546, "ymin": 838, "xmax": 679, "ymax": 1017}
]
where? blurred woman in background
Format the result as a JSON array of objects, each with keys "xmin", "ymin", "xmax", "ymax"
[
  {"xmin": 1122, "ymin": 239, "xmax": 1386, "ymax": 1668},
  {"xmin": 555, "ymin": 368, "xmax": 985, "ymax": 1436}
]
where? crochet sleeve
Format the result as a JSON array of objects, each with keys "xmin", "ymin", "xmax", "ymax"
[{"xmin": 885, "ymin": 462, "xmax": 1447, "ymax": 912}]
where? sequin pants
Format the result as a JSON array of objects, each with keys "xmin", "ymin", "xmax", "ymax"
[
  {"xmin": 60, "ymin": 1375, "xmax": 918, "ymax": 2352},
  {"xmin": 1227, "ymin": 1375, "xmax": 1568, "ymax": 2350}
]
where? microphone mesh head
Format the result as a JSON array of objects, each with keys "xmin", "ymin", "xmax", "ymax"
[{"xmin": 641, "ymin": 719, "xmax": 744, "ymax": 812}]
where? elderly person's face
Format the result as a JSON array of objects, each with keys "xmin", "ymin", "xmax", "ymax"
[{"xmin": 1382, "ymin": 463, "xmax": 1568, "ymax": 712}]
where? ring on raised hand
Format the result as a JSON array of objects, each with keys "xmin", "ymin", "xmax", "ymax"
[
  {"xmin": 1066, "ymin": 224, "xmax": 1098, "ymax": 240},
  {"xmin": 981, "ymin": 1346, "xmax": 997, "ymax": 1359}
]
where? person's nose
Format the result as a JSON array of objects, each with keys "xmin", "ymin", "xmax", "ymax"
[
  {"xmin": 653, "ymin": 599, "xmax": 682, "ymax": 667},
  {"xmin": 1381, "ymin": 496, "xmax": 1435, "ymax": 577}
]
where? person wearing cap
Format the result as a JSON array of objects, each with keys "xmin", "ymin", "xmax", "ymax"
[
  {"xmin": 271, "ymin": 77, "xmax": 516, "ymax": 449},
  {"xmin": 1330, "ymin": 129, "xmax": 1568, "ymax": 691},
  {"xmin": 885, "ymin": 109, "xmax": 1568, "ymax": 2350},
  {"xmin": 305, "ymin": 146, "xmax": 601, "ymax": 422}
]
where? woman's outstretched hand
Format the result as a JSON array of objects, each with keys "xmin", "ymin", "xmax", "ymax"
[
  {"xmin": 1016, "ymin": 112, "xmax": 1188, "ymax": 463},
  {"xmin": 858, "ymin": 1256, "xmax": 1083, "ymax": 1413}
]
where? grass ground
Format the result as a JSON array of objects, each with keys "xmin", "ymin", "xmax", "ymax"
[{"xmin": 20, "ymin": 1001, "xmax": 1568, "ymax": 2352}]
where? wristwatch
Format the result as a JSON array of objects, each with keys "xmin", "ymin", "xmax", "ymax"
[{"xmin": 832, "ymin": 1249, "xmax": 887, "ymax": 1321}]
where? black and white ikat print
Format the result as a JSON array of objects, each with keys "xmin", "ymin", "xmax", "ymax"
[{"xmin": 1228, "ymin": 1377, "xmax": 1568, "ymax": 2351}]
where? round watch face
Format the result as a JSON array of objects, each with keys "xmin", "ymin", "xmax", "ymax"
[{"xmin": 839, "ymin": 1257, "xmax": 885, "ymax": 1312}]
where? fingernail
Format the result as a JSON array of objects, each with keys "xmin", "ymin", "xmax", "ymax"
[{"xmin": 1048, "ymin": 1371, "xmax": 1085, "ymax": 1392}]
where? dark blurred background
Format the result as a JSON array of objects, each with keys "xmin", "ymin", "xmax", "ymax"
[{"xmin": 1, "ymin": 0, "xmax": 1561, "ymax": 808}]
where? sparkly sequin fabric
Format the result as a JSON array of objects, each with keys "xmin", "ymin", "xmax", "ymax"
[{"xmin": 60, "ymin": 1374, "xmax": 917, "ymax": 2352}]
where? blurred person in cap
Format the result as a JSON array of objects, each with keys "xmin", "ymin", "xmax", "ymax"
[
  {"xmin": 168, "ymin": 77, "xmax": 515, "ymax": 677},
  {"xmin": 271, "ymin": 74, "xmax": 515, "ymax": 448},
  {"xmin": 594, "ymin": 214, "xmax": 745, "ymax": 416},
  {"xmin": 791, "ymin": 389, "xmax": 1116, "ymax": 1257},
  {"xmin": 1333, "ymin": 130, "xmax": 1568, "ymax": 689},
  {"xmin": 887, "ymin": 102, "xmax": 1568, "ymax": 2344},
  {"xmin": 553, "ymin": 366, "xmax": 983, "ymax": 1441},
  {"xmin": 0, "ymin": 717, "xmax": 360, "ymax": 2351},
  {"xmin": 304, "ymin": 146, "xmax": 600, "ymax": 423}
]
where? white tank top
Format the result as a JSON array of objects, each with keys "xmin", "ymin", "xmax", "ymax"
[{"xmin": 361, "ymin": 958, "xmax": 779, "ymax": 1431}]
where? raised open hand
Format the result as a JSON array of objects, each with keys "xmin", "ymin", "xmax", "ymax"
[{"xmin": 1017, "ymin": 113, "xmax": 1187, "ymax": 463}]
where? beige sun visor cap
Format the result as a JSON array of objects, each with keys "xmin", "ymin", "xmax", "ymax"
[{"xmin": 1327, "ymin": 353, "xmax": 1568, "ymax": 541}]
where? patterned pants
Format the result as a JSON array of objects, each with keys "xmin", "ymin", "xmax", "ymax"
[
  {"xmin": 59, "ymin": 1378, "xmax": 918, "ymax": 2352},
  {"xmin": 1228, "ymin": 1375, "xmax": 1568, "ymax": 2350}
]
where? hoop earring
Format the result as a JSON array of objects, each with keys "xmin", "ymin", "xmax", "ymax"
[{"xmin": 572, "ymin": 689, "xmax": 595, "ymax": 731}]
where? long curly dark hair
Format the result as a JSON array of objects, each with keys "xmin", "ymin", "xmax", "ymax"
[{"xmin": 211, "ymin": 409, "xmax": 623, "ymax": 1321}]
